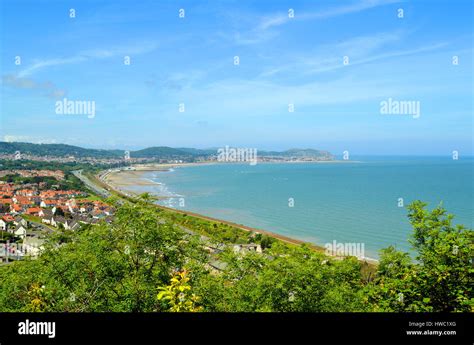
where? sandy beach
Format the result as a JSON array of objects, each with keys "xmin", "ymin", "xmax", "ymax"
[{"xmin": 100, "ymin": 163, "xmax": 215, "ymax": 194}]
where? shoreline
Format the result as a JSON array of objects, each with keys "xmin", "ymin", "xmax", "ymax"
[{"xmin": 98, "ymin": 163, "xmax": 378, "ymax": 265}]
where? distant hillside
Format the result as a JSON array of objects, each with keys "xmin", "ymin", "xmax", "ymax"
[
  {"xmin": 176, "ymin": 148, "xmax": 217, "ymax": 156},
  {"xmin": 0, "ymin": 142, "xmax": 333, "ymax": 160},
  {"xmin": 130, "ymin": 147, "xmax": 198, "ymax": 159},
  {"xmin": 0, "ymin": 142, "xmax": 122, "ymax": 158}
]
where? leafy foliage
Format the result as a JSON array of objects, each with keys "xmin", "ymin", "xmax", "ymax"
[
  {"xmin": 0, "ymin": 199, "xmax": 471, "ymax": 312},
  {"xmin": 157, "ymin": 270, "xmax": 203, "ymax": 312},
  {"xmin": 193, "ymin": 243, "xmax": 369, "ymax": 312},
  {"xmin": 366, "ymin": 201, "xmax": 473, "ymax": 312}
]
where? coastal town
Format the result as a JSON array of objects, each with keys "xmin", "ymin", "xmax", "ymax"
[{"xmin": 0, "ymin": 169, "xmax": 114, "ymax": 262}]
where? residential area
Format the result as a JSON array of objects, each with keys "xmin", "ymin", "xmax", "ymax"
[{"xmin": 0, "ymin": 172, "xmax": 114, "ymax": 263}]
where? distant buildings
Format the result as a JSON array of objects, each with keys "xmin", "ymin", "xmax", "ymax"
[{"xmin": 0, "ymin": 169, "xmax": 64, "ymax": 180}]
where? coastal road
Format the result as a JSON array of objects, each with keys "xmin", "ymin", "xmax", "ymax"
[{"xmin": 72, "ymin": 170, "xmax": 111, "ymax": 198}]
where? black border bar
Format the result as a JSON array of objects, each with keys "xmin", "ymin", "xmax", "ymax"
[{"xmin": 0, "ymin": 312, "xmax": 472, "ymax": 345}]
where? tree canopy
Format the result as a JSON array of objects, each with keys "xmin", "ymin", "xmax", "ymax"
[{"xmin": 0, "ymin": 199, "xmax": 472, "ymax": 312}]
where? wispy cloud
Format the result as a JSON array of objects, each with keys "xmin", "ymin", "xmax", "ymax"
[
  {"xmin": 3, "ymin": 135, "xmax": 58, "ymax": 144},
  {"xmin": 306, "ymin": 42, "xmax": 449, "ymax": 74},
  {"xmin": 18, "ymin": 57, "xmax": 86, "ymax": 78},
  {"xmin": 258, "ymin": 31, "xmax": 448, "ymax": 78},
  {"xmin": 231, "ymin": 0, "xmax": 402, "ymax": 46},
  {"xmin": 1, "ymin": 74, "xmax": 66, "ymax": 99},
  {"xmin": 17, "ymin": 42, "xmax": 159, "ymax": 77},
  {"xmin": 4, "ymin": 42, "xmax": 160, "ymax": 100},
  {"xmin": 303, "ymin": 0, "xmax": 402, "ymax": 22},
  {"xmin": 258, "ymin": 31, "xmax": 401, "ymax": 77},
  {"xmin": 258, "ymin": 14, "xmax": 289, "ymax": 31}
]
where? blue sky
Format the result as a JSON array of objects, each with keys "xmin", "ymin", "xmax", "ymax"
[{"xmin": 1, "ymin": 0, "xmax": 472, "ymax": 155}]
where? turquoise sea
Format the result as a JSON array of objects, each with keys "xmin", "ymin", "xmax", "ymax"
[{"xmin": 131, "ymin": 157, "xmax": 473, "ymax": 259}]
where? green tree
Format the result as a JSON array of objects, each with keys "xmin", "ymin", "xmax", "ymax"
[
  {"xmin": 367, "ymin": 201, "xmax": 473, "ymax": 312},
  {"xmin": 0, "ymin": 196, "xmax": 207, "ymax": 312}
]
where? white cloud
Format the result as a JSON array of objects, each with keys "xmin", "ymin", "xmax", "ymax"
[
  {"xmin": 1, "ymin": 74, "xmax": 67, "ymax": 99},
  {"xmin": 3, "ymin": 135, "xmax": 57, "ymax": 144},
  {"xmin": 258, "ymin": 14, "xmax": 289, "ymax": 31},
  {"xmin": 303, "ymin": 0, "xmax": 402, "ymax": 21},
  {"xmin": 18, "ymin": 57, "xmax": 86, "ymax": 78}
]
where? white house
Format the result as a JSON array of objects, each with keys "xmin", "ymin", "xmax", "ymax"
[
  {"xmin": 10, "ymin": 225, "xmax": 27, "ymax": 239},
  {"xmin": 42, "ymin": 216, "xmax": 54, "ymax": 225}
]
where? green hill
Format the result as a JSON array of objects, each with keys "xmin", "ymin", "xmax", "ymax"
[
  {"xmin": 0, "ymin": 142, "xmax": 333, "ymax": 160},
  {"xmin": 0, "ymin": 142, "xmax": 122, "ymax": 158}
]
